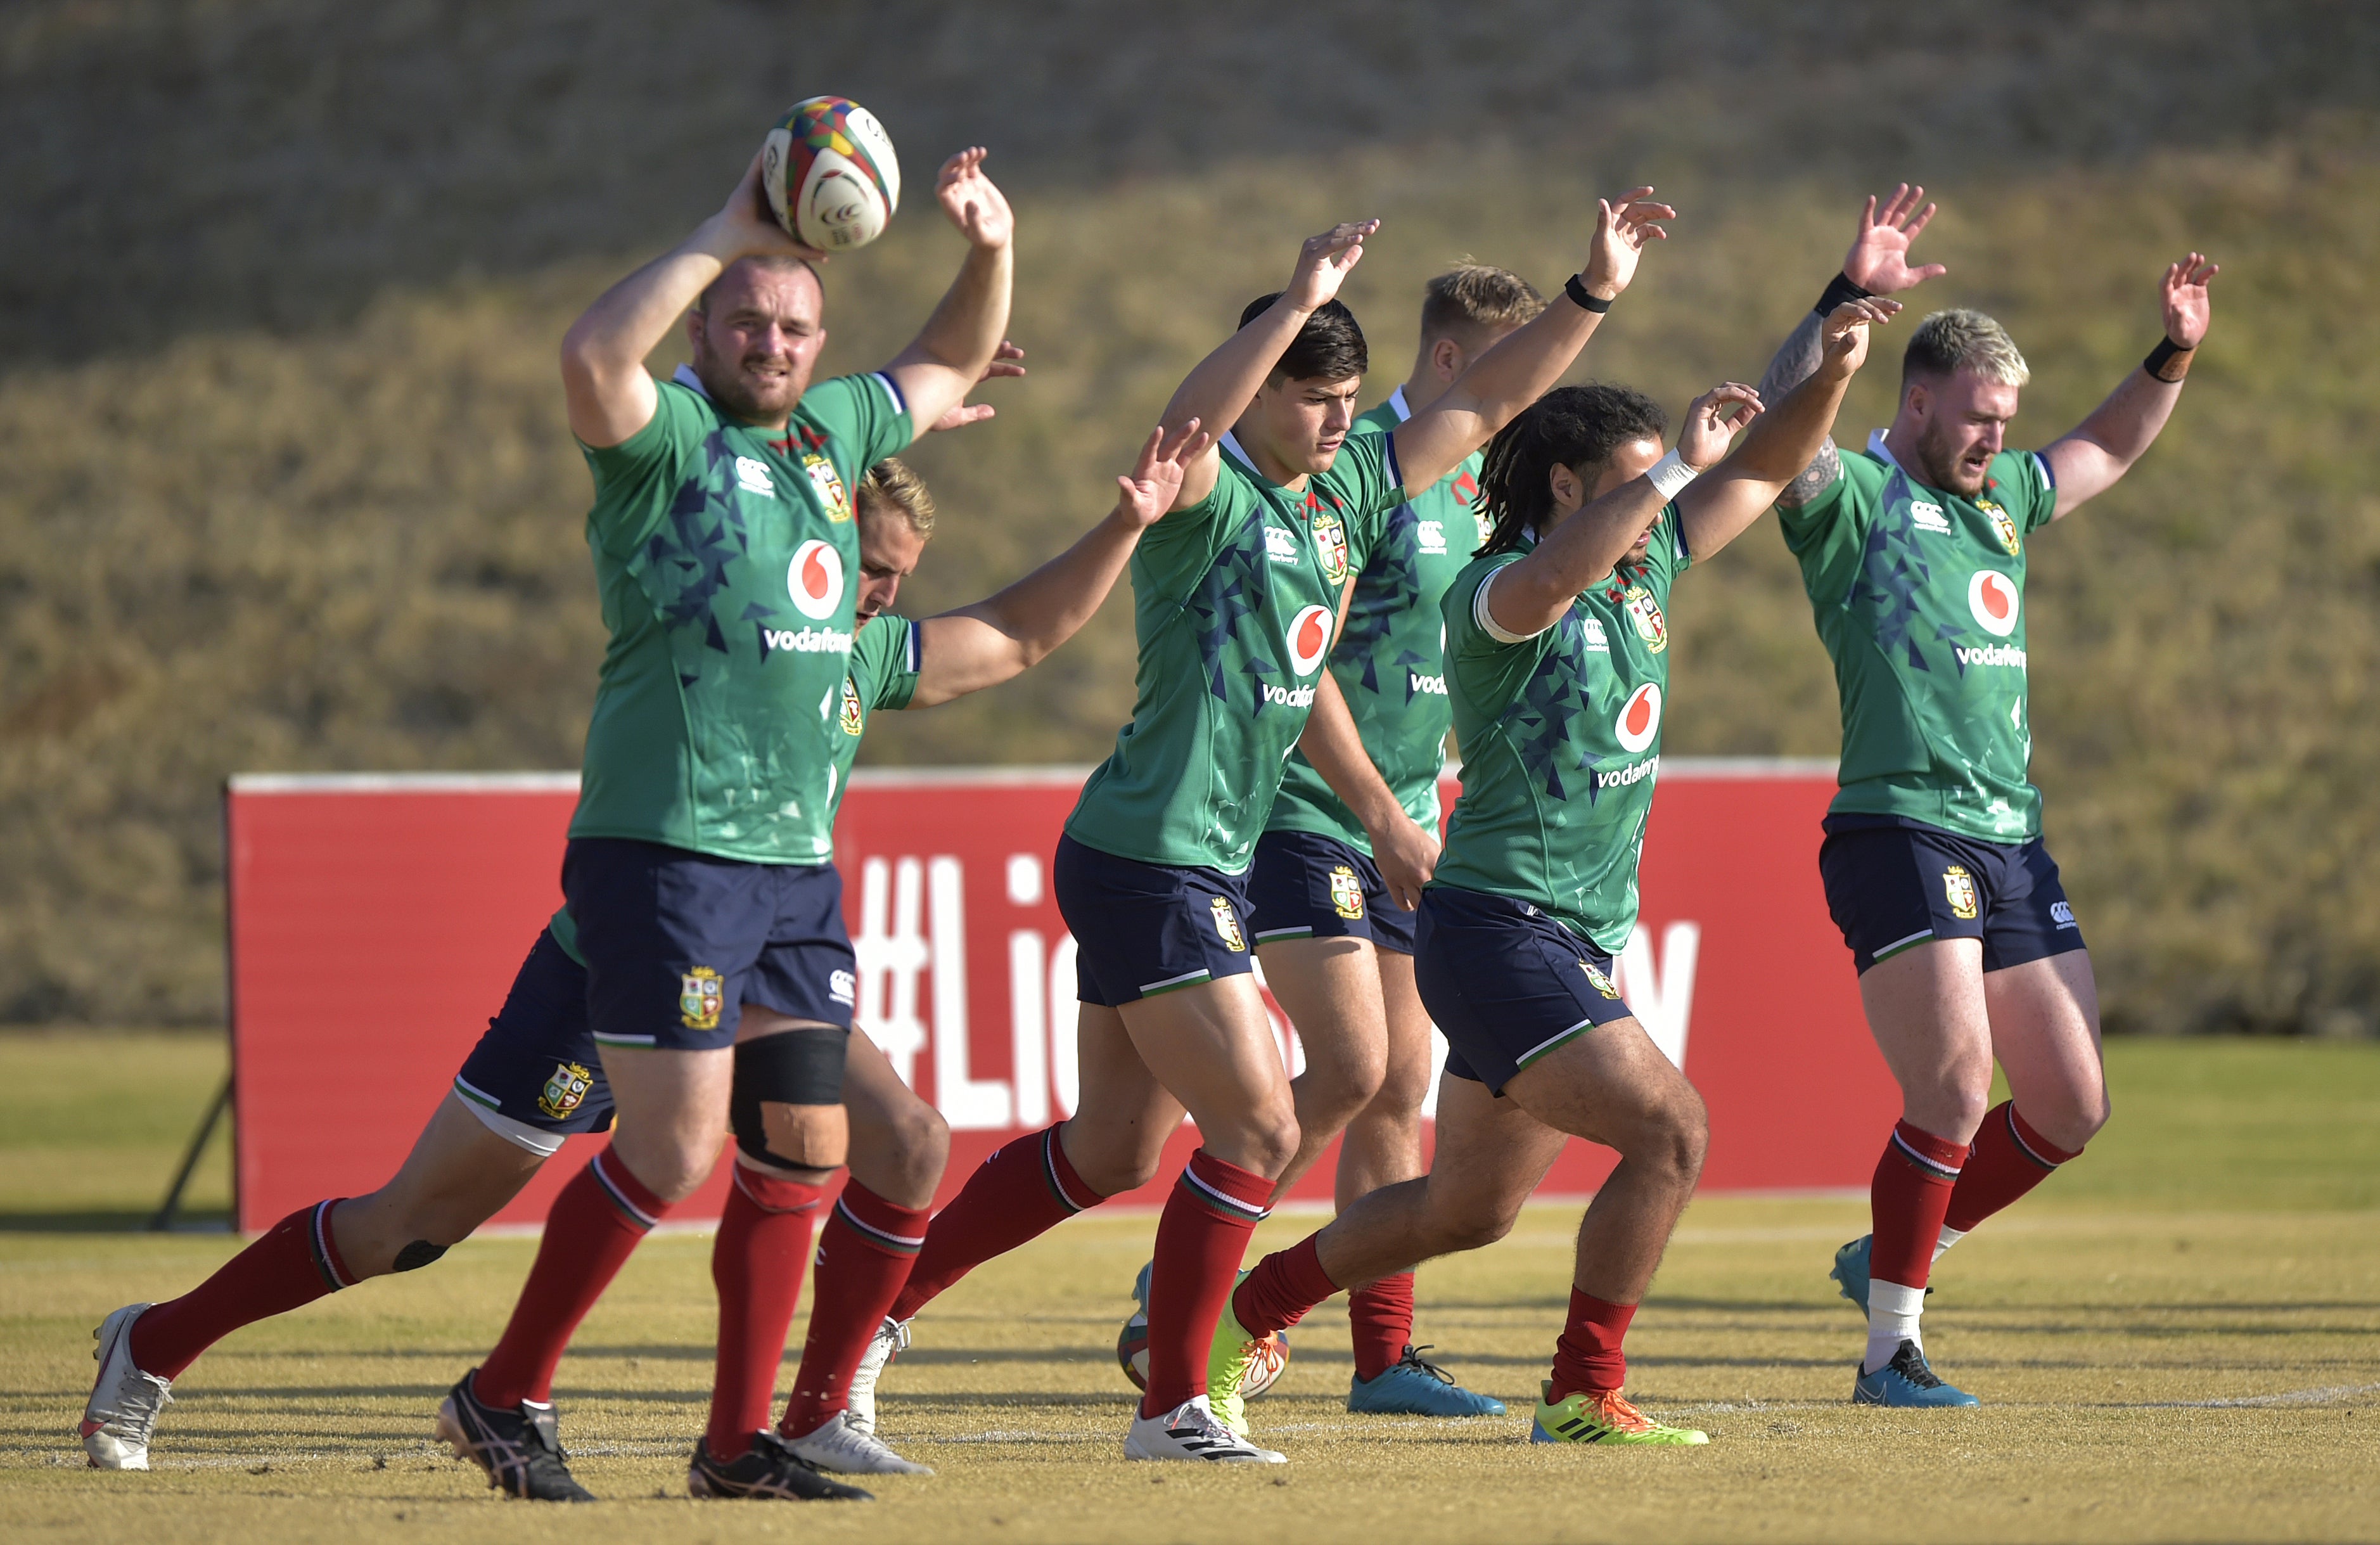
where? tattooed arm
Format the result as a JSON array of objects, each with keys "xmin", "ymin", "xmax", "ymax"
[{"xmin": 1762, "ymin": 184, "xmax": 1947, "ymax": 510}]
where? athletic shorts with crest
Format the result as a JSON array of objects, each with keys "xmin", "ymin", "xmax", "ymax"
[
  {"xmin": 1412, "ymin": 883, "xmax": 1636, "ymax": 1096},
  {"xmin": 1818, "ymin": 816, "xmax": 2086, "ymax": 975},
  {"xmin": 1246, "ymin": 830, "xmax": 1416, "ymax": 956},
  {"xmin": 451, "ymin": 927, "xmax": 613, "ymax": 1158},
  {"xmin": 564, "ymin": 837, "xmax": 857, "ymax": 1052},
  {"xmin": 1054, "ymin": 833, "xmax": 1256, "ymax": 1008}
]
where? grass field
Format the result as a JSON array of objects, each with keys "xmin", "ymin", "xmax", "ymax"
[{"xmin": 2, "ymin": 1033, "xmax": 2376, "ymax": 1541}]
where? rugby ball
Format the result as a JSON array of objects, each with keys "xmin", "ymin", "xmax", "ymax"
[
  {"xmin": 1116, "ymin": 1309, "xmax": 1290, "ymax": 1399},
  {"xmin": 762, "ymin": 96, "xmax": 901, "ymax": 252}
]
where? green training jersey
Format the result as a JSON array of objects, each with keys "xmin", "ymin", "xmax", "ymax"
[
  {"xmin": 1267, "ymin": 388, "xmax": 1487, "ymax": 853},
  {"xmin": 1064, "ymin": 430, "xmax": 1406, "ymax": 874},
  {"xmin": 552, "ymin": 611, "xmax": 924, "ymax": 964},
  {"xmin": 1430, "ymin": 508, "xmax": 1690, "ymax": 952},
  {"xmin": 1777, "ymin": 432, "xmax": 2057, "ymax": 842},
  {"xmin": 568, "ymin": 365, "xmax": 912, "ymax": 865}
]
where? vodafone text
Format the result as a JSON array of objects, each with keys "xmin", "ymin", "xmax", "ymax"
[
  {"xmin": 1407, "ymin": 670, "xmax": 1448, "ymax": 696},
  {"xmin": 1595, "ymin": 753, "xmax": 1660, "ymax": 792},
  {"xmin": 1953, "ymin": 643, "xmax": 2027, "ymax": 669},
  {"xmin": 762, "ymin": 624, "xmax": 855, "ymax": 656},
  {"xmin": 1261, "ymin": 683, "xmax": 1317, "ymax": 708}
]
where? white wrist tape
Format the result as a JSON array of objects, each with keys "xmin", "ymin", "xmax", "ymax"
[{"xmin": 1646, "ymin": 449, "xmax": 1699, "ymax": 502}]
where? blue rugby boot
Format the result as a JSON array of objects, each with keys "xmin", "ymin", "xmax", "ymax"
[
  {"xmin": 1829, "ymin": 1235, "xmax": 1874, "ymax": 1313},
  {"xmin": 1852, "ymin": 1340, "xmax": 1979, "ymax": 1407},
  {"xmin": 1348, "ymin": 1345, "xmax": 1505, "ymax": 1417}
]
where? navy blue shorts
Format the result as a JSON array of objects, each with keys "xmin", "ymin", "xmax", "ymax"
[
  {"xmin": 1054, "ymin": 833, "xmax": 1255, "ymax": 1007},
  {"xmin": 1818, "ymin": 819, "xmax": 2087, "ymax": 975},
  {"xmin": 451, "ymin": 928, "xmax": 613, "ymax": 1156},
  {"xmin": 563, "ymin": 838, "xmax": 857, "ymax": 1052},
  {"xmin": 1246, "ymin": 830, "xmax": 1417, "ymax": 956},
  {"xmin": 1413, "ymin": 885, "xmax": 1637, "ymax": 1096}
]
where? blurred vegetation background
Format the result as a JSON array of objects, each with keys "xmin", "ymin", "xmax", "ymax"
[{"xmin": 2, "ymin": 0, "xmax": 2374, "ymax": 1035}]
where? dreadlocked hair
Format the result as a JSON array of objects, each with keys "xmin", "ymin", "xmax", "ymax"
[{"xmin": 1474, "ymin": 383, "xmax": 1668, "ymax": 556}]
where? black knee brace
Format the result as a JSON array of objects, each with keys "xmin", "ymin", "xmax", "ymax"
[
  {"xmin": 730, "ymin": 1027, "xmax": 850, "ymax": 1171},
  {"xmin": 391, "ymin": 1239, "xmax": 448, "ymax": 1273}
]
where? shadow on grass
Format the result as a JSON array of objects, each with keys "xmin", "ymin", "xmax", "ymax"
[{"xmin": 0, "ymin": 1209, "xmax": 230, "ymax": 1233}]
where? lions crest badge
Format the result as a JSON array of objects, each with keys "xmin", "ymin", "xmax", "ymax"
[
  {"xmin": 838, "ymin": 674, "xmax": 865, "ymax": 736},
  {"xmin": 1976, "ymin": 499, "xmax": 2021, "ymax": 557},
  {"xmin": 1328, "ymin": 865, "xmax": 1366, "ymax": 921},
  {"xmin": 1210, "ymin": 896, "xmax": 1247, "ymax": 953},
  {"xmin": 1308, "ymin": 505, "xmax": 1351, "ymax": 585},
  {"xmin": 802, "ymin": 452, "xmax": 852, "ymax": 523},
  {"xmin": 537, "ymin": 1061, "xmax": 595, "ymax": 1121},
  {"xmin": 680, "ymin": 966, "xmax": 725, "ymax": 1030},
  {"xmin": 1942, "ymin": 866, "xmax": 1981, "ymax": 921},
  {"xmin": 1622, "ymin": 584, "xmax": 1668, "ymax": 653},
  {"xmin": 1582, "ymin": 960, "xmax": 1622, "ymax": 999}
]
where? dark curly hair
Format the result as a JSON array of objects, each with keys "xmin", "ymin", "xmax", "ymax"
[
  {"xmin": 1475, "ymin": 384, "xmax": 1668, "ymax": 556},
  {"xmin": 1237, "ymin": 292, "xmax": 1369, "ymax": 384}
]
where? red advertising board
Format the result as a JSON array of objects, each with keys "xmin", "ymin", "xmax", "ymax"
[{"xmin": 225, "ymin": 764, "xmax": 1897, "ymax": 1233}]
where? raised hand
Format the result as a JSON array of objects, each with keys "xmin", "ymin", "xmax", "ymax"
[
  {"xmin": 926, "ymin": 341, "xmax": 1027, "ymax": 433},
  {"xmin": 1843, "ymin": 184, "xmax": 1946, "ymax": 294},
  {"xmin": 1578, "ymin": 187, "xmax": 1677, "ymax": 302},
  {"xmin": 1676, "ymin": 383, "xmax": 1765, "ymax": 470},
  {"xmin": 936, "ymin": 148, "xmax": 1014, "ymax": 250},
  {"xmin": 2161, "ymin": 252, "xmax": 2220, "ymax": 347},
  {"xmin": 1285, "ymin": 221, "xmax": 1381, "ymax": 312},
  {"xmin": 724, "ymin": 148, "xmax": 829, "ymax": 262},
  {"xmin": 1115, "ymin": 418, "xmax": 1214, "ymax": 527},
  {"xmin": 1816, "ymin": 297, "xmax": 1901, "ymax": 381}
]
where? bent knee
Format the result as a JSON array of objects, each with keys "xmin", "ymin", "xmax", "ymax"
[{"xmin": 1426, "ymin": 1203, "xmax": 1519, "ymax": 1255}]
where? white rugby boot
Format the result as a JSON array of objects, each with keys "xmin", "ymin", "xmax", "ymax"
[
  {"xmin": 844, "ymin": 1316, "xmax": 909, "ymax": 1436},
  {"xmin": 1123, "ymin": 1394, "xmax": 1286, "ymax": 1463},
  {"xmin": 82, "ymin": 1304, "xmax": 173, "ymax": 1470},
  {"xmin": 783, "ymin": 1411, "xmax": 934, "ymax": 1475}
]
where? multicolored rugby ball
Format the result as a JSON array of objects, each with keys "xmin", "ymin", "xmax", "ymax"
[
  {"xmin": 762, "ymin": 96, "xmax": 900, "ymax": 252},
  {"xmin": 1116, "ymin": 1308, "xmax": 1289, "ymax": 1398}
]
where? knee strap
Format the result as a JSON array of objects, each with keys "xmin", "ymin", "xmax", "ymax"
[{"xmin": 731, "ymin": 1027, "xmax": 850, "ymax": 1170}]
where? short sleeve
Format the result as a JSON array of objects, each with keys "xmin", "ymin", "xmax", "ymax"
[
  {"xmin": 794, "ymin": 372, "xmax": 917, "ymax": 476},
  {"xmin": 581, "ymin": 380, "xmax": 710, "ymax": 556},
  {"xmin": 1135, "ymin": 466, "xmax": 1260, "ymax": 604},
  {"xmin": 1448, "ymin": 555, "xmax": 1534, "ymax": 659},
  {"xmin": 1641, "ymin": 503, "xmax": 1692, "ymax": 585},
  {"xmin": 2009, "ymin": 449, "xmax": 2059, "ymax": 532},
  {"xmin": 1317, "ymin": 430, "xmax": 1407, "ymax": 520},
  {"xmin": 1776, "ymin": 451, "xmax": 1881, "ymax": 561},
  {"xmin": 852, "ymin": 617, "xmax": 923, "ymax": 712}
]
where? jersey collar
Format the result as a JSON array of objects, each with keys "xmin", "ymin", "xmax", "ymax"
[
  {"xmin": 672, "ymin": 362, "xmax": 710, "ymax": 399},
  {"xmin": 1386, "ymin": 384, "xmax": 1414, "ymax": 425},
  {"xmin": 1219, "ymin": 430, "xmax": 1312, "ymax": 496}
]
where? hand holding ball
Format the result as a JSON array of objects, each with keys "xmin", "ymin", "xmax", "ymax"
[{"xmin": 762, "ymin": 96, "xmax": 901, "ymax": 252}]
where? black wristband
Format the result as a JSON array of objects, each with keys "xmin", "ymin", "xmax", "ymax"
[
  {"xmin": 2144, "ymin": 336, "xmax": 2194, "ymax": 382},
  {"xmin": 1564, "ymin": 273, "xmax": 1613, "ymax": 314},
  {"xmin": 1815, "ymin": 272, "xmax": 1873, "ymax": 316}
]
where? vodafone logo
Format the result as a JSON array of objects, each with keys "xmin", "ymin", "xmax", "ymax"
[
  {"xmin": 1967, "ymin": 570, "xmax": 2019, "ymax": 638},
  {"xmin": 788, "ymin": 540, "xmax": 845, "ymax": 621},
  {"xmin": 1286, "ymin": 605, "xmax": 1333, "ymax": 678},
  {"xmin": 1614, "ymin": 681, "xmax": 1663, "ymax": 753}
]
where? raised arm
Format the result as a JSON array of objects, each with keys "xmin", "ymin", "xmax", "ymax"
[
  {"xmin": 1391, "ymin": 189, "xmax": 1675, "ymax": 490},
  {"xmin": 907, "ymin": 420, "xmax": 1212, "ymax": 707},
  {"xmin": 560, "ymin": 152, "xmax": 826, "ymax": 447},
  {"xmin": 880, "ymin": 150, "xmax": 1017, "ymax": 437},
  {"xmin": 1758, "ymin": 184, "xmax": 1947, "ymax": 510},
  {"xmin": 1482, "ymin": 385, "xmax": 1760, "ymax": 640},
  {"xmin": 1679, "ymin": 299, "xmax": 1897, "ymax": 557},
  {"xmin": 2039, "ymin": 252, "xmax": 2218, "ymax": 519},
  {"xmin": 1155, "ymin": 222, "xmax": 1378, "ymax": 512}
]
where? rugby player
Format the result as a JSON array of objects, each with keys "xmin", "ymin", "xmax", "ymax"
[
  {"xmin": 846, "ymin": 191, "xmax": 1679, "ymax": 1464},
  {"xmin": 1215, "ymin": 298, "xmax": 1897, "ymax": 1448},
  {"xmin": 1751, "ymin": 189, "xmax": 2219, "ymax": 1406},
  {"xmin": 1156, "ymin": 264, "xmax": 1549, "ymax": 1420},
  {"xmin": 79, "ymin": 419, "xmax": 1210, "ymax": 1489}
]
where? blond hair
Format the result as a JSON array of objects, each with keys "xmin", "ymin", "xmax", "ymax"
[
  {"xmin": 1902, "ymin": 308, "xmax": 2031, "ymax": 390},
  {"xmin": 1419, "ymin": 261, "xmax": 1547, "ymax": 346},
  {"xmin": 857, "ymin": 456, "xmax": 935, "ymax": 536}
]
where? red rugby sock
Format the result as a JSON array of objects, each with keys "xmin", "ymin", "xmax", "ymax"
[
  {"xmin": 704, "ymin": 1165, "xmax": 825, "ymax": 1463},
  {"xmin": 473, "ymin": 1148, "xmax": 670, "ymax": 1409},
  {"xmin": 781, "ymin": 1181, "xmax": 930, "ymax": 1437},
  {"xmin": 1229, "ymin": 1233, "xmax": 1341, "ymax": 1338},
  {"xmin": 1547, "ymin": 1288, "xmax": 1637, "ymax": 1402},
  {"xmin": 129, "ymin": 1198, "xmax": 356, "ymax": 1380},
  {"xmin": 1943, "ymin": 1102, "xmax": 2082, "ymax": 1234},
  {"xmin": 1348, "ymin": 1271, "xmax": 1416, "ymax": 1383},
  {"xmin": 1870, "ymin": 1120, "xmax": 1970, "ymax": 1290},
  {"xmin": 1141, "ymin": 1150, "xmax": 1272, "ymax": 1418},
  {"xmin": 888, "ymin": 1124, "xmax": 1103, "ymax": 1321}
]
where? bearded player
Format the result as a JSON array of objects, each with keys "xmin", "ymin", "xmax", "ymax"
[
  {"xmin": 1751, "ymin": 186, "xmax": 2218, "ymax": 1406},
  {"xmin": 845, "ymin": 191, "xmax": 1677, "ymax": 1464}
]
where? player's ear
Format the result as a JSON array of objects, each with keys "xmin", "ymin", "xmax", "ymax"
[{"xmin": 1432, "ymin": 336, "xmax": 1464, "ymax": 382}]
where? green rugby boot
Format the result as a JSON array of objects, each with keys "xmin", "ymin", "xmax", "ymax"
[{"xmin": 1529, "ymin": 1382, "xmax": 1709, "ymax": 1446}]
